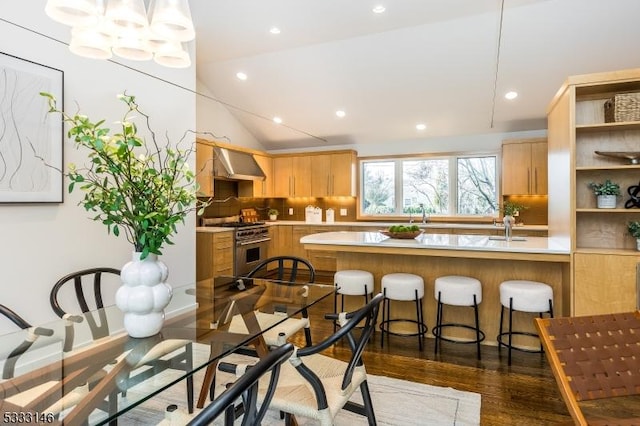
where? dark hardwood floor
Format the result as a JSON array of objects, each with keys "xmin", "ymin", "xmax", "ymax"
[{"xmin": 291, "ymin": 290, "xmax": 574, "ymax": 426}]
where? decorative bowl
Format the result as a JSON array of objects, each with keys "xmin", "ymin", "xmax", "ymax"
[{"xmin": 379, "ymin": 230, "xmax": 423, "ymax": 239}]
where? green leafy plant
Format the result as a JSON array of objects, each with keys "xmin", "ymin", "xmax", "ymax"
[
  {"xmin": 41, "ymin": 92, "xmax": 210, "ymax": 259},
  {"xmin": 628, "ymin": 221, "xmax": 640, "ymax": 239},
  {"xmin": 268, "ymin": 208, "xmax": 279, "ymax": 216},
  {"xmin": 501, "ymin": 201, "xmax": 528, "ymax": 217},
  {"xmin": 588, "ymin": 179, "xmax": 621, "ymax": 196}
]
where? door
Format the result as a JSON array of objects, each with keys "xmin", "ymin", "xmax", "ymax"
[
  {"xmin": 573, "ymin": 252, "xmax": 639, "ymax": 315},
  {"xmin": 273, "ymin": 157, "xmax": 293, "ymax": 197},
  {"xmin": 502, "ymin": 142, "xmax": 531, "ymax": 195},
  {"xmin": 531, "ymin": 141, "xmax": 548, "ymax": 195}
]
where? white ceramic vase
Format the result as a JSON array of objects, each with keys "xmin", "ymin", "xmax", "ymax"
[
  {"xmin": 636, "ymin": 239, "xmax": 640, "ymax": 251},
  {"xmin": 269, "ymin": 214, "xmax": 277, "ymax": 221},
  {"xmin": 115, "ymin": 252, "xmax": 172, "ymax": 338},
  {"xmin": 596, "ymin": 194, "xmax": 617, "ymax": 209}
]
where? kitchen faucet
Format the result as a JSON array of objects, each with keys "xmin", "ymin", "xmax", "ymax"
[
  {"xmin": 420, "ymin": 203, "xmax": 428, "ymax": 224},
  {"xmin": 503, "ymin": 215, "xmax": 514, "ymax": 241}
]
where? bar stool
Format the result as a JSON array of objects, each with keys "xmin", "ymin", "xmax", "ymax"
[
  {"xmin": 433, "ymin": 275, "xmax": 485, "ymax": 360},
  {"xmin": 498, "ymin": 279, "xmax": 554, "ymax": 365},
  {"xmin": 380, "ymin": 273, "xmax": 427, "ymax": 350},
  {"xmin": 333, "ymin": 270, "xmax": 374, "ymax": 332}
]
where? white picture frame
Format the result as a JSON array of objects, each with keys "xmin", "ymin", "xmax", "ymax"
[{"xmin": 0, "ymin": 52, "xmax": 63, "ymax": 203}]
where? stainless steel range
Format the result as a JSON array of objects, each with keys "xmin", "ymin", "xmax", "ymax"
[{"xmin": 218, "ymin": 221, "xmax": 270, "ymax": 277}]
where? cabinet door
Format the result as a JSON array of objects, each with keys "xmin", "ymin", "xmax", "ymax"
[
  {"xmin": 196, "ymin": 143, "xmax": 214, "ymax": 197},
  {"xmin": 311, "ymin": 154, "xmax": 331, "ymax": 197},
  {"xmin": 292, "ymin": 156, "xmax": 312, "ymax": 197},
  {"xmin": 502, "ymin": 143, "xmax": 531, "ymax": 195},
  {"xmin": 273, "ymin": 157, "xmax": 293, "ymax": 197},
  {"xmin": 573, "ymin": 252, "xmax": 639, "ymax": 315},
  {"xmin": 213, "ymin": 233, "xmax": 234, "ymax": 277},
  {"xmin": 330, "ymin": 152, "xmax": 356, "ymax": 196},
  {"xmin": 253, "ymin": 154, "xmax": 273, "ymax": 198},
  {"xmin": 196, "ymin": 233, "xmax": 213, "ymax": 281},
  {"xmin": 531, "ymin": 141, "xmax": 548, "ymax": 195}
]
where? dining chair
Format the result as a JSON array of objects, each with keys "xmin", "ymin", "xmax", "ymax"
[
  {"xmin": 0, "ymin": 303, "xmax": 115, "ymax": 420},
  {"xmin": 50, "ymin": 267, "xmax": 195, "ymax": 413},
  {"xmin": 230, "ymin": 256, "xmax": 317, "ymax": 347},
  {"xmin": 255, "ymin": 293, "xmax": 383, "ymax": 426},
  {"xmin": 188, "ymin": 343, "xmax": 294, "ymax": 426},
  {"xmin": 535, "ymin": 311, "xmax": 640, "ymax": 425}
]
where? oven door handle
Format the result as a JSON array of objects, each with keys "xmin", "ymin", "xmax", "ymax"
[{"xmin": 237, "ymin": 237, "xmax": 271, "ymax": 246}]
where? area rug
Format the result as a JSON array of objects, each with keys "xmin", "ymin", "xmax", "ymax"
[{"xmin": 118, "ymin": 369, "xmax": 481, "ymax": 425}]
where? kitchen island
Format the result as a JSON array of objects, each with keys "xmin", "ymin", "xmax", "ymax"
[{"xmin": 301, "ymin": 231, "xmax": 570, "ymax": 346}]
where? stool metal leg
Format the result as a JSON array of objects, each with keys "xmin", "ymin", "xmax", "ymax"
[
  {"xmin": 414, "ymin": 289, "xmax": 423, "ymax": 351},
  {"xmin": 473, "ymin": 294, "xmax": 481, "ymax": 360},
  {"xmin": 380, "ymin": 288, "xmax": 388, "ymax": 348},
  {"xmin": 434, "ymin": 292, "xmax": 442, "ymax": 355},
  {"xmin": 508, "ymin": 297, "xmax": 514, "ymax": 366},
  {"xmin": 333, "ymin": 290, "xmax": 338, "ymax": 333}
]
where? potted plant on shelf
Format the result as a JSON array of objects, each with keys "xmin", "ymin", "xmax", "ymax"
[
  {"xmin": 42, "ymin": 92, "xmax": 210, "ymax": 338},
  {"xmin": 628, "ymin": 221, "xmax": 640, "ymax": 251},
  {"xmin": 588, "ymin": 179, "xmax": 620, "ymax": 209},
  {"xmin": 268, "ymin": 208, "xmax": 279, "ymax": 221}
]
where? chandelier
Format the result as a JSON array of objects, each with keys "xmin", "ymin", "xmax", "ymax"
[{"xmin": 45, "ymin": 0, "xmax": 195, "ymax": 68}]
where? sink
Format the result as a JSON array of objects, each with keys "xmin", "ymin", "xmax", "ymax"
[{"xmin": 488, "ymin": 236, "xmax": 527, "ymax": 241}]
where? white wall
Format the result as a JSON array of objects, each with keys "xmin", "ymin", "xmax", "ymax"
[
  {"xmin": 269, "ymin": 129, "xmax": 547, "ymax": 157},
  {"xmin": 0, "ymin": 3, "xmax": 197, "ymax": 332},
  {"xmin": 196, "ymin": 80, "xmax": 264, "ymax": 150}
]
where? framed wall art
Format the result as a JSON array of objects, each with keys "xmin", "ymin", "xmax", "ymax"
[{"xmin": 0, "ymin": 52, "xmax": 63, "ymax": 203}]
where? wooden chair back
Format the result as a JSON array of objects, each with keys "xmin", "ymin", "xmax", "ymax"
[{"xmin": 535, "ymin": 311, "xmax": 640, "ymax": 425}]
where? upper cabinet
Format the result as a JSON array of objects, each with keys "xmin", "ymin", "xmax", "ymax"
[
  {"xmin": 502, "ymin": 138, "xmax": 548, "ymax": 195},
  {"xmin": 310, "ymin": 151, "xmax": 357, "ymax": 197},
  {"xmin": 252, "ymin": 154, "xmax": 273, "ymax": 198},
  {"xmin": 273, "ymin": 155, "xmax": 312, "ymax": 197},
  {"xmin": 196, "ymin": 141, "xmax": 214, "ymax": 197}
]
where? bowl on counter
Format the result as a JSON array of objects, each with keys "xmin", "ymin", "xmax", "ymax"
[{"xmin": 379, "ymin": 229, "xmax": 424, "ymax": 239}]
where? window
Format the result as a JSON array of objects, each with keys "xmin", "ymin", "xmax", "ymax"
[{"xmin": 360, "ymin": 154, "xmax": 498, "ymax": 217}]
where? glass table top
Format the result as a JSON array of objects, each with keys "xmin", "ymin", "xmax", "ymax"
[{"xmin": 0, "ymin": 276, "xmax": 335, "ymax": 425}]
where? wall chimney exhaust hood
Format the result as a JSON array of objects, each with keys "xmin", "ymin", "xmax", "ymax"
[{"xmin": 213, "ymin": 147, "xmax": 266, "ymax": 181}]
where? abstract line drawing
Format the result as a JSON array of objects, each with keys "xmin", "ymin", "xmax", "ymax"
[{"xmin": 0, "ymin": 52, "xmax": 63, "ymax": 203}]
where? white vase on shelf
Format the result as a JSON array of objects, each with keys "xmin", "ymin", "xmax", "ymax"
[
  {"xmin": 115, "ymin": 252, "xmax": 172, "ymax": 338},
  {"xmin": 596, "ymin": 194, "xmax": 617, "ymax": 208}
]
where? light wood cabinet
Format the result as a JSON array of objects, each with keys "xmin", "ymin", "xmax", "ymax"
[
  {"xmin": 310, "ymin": 151, "xmax": 356, "ymax": 197},
  {"xmin": 273, "ymin": 155, "xmax": 312, "ymax": 197},
  {"xmin": 573, "ymin": 252, "xmax": 639, "ymax": 315},
  {"xmin": 547, "ymin": 68, "xmax": 640, "ymax": 315},
  {"xmin": 502, "ymin": 138, "xmax": 547, "ymax": 195},
  {"xmin": 252, "ymin": 154, "xmax": 273, "ymax": 198},
  {"xmin": 196, "ymin": 231, "xmax": 234, "ymax": 281},
  {"xmin": 196, "ymin": 142, "xmax": 214, "ymax": 197}
]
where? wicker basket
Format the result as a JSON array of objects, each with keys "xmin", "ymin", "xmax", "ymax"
[{"xmin": 604, "ymin": 92, "xmax": 640, "ymax": 123}]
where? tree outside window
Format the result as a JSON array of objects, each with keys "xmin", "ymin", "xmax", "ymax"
[{"xmin": 360, "ymin": 155, "xmax": 498, "ymax": 217}]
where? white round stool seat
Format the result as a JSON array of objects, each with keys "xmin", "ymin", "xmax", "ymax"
[
  {"xmin": 435, "ymin": 275, "xmax": 482, "ymax": 306},
  {"xmin": 381, "ymin": 273, "xmax": 424, "ymax": 301},
  {"xmin": 334, "ymin": 270, "xmax": 374, "ymax": 296},
  {"xmin": 500, "ymin": 280, "xmax": 553, "ymax": 313}
]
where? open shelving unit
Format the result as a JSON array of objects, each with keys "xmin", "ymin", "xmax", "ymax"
[{"xmin": 547, "ymin": 68, "xmax": 640, "ymax": 316}]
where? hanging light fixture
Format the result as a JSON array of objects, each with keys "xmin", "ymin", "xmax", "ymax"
[{"xmin": 45, "ymin": 0, "xmax": 194, "ymax": 68}]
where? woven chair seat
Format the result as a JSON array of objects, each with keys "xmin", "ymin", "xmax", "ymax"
[{"xmin": 535, "ymin": 311, "xmax": 640, "ymax": 425}]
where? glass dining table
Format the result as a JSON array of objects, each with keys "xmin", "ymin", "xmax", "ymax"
[{"xmin": 0, "ymin": 276, "xmax": 335, "ymax": 425}]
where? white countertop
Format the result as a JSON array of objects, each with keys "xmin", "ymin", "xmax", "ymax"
[
  {"xmin": 195, "ymin": 226, "xmax": 234, "ymax": 234},
  {"xmin": 300, "ymin": 231, "xmax": 569, "ymax": 255},
  {"xmin": 266, "ymin": 220, "xmax": 547, "ymax": 231}
]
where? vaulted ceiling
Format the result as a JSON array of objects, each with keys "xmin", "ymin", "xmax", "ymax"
[{"xmin": 191, "ymin": 0, "xmax": 640, "ymax": 150}]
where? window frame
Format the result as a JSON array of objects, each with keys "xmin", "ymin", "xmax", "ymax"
[{"xmin": 357, "ymin": 151, "xmax": 501, "ymax": 221}]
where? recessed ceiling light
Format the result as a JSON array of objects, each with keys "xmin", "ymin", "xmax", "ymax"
[
  {"xmin": 372, "ymin": 5, "xmax": 386, "ymax": 14},
  {"xmin": 269, "ymin": 27, "xmax": 281, "ymax": 35},
  {"xmin": 273, "ymin": 116, "xmax": 283, "ymax": 124},
  {"xmin": 505, "ymin": 91, "xmax": 518, "ymax": 100},
  {"xmin": 236, "ymin": 72, "xmax": 247, "ymax": 81},
  {"xmin": 416, "ymin": 123, "xmax": 427, "ymax": 131},
  {"xmin": 336, "ymin": 110, "xmax": 346, "ymax": 118}
]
